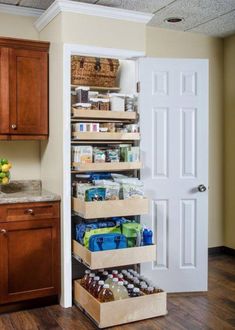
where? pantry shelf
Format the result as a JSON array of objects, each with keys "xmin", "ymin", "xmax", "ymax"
[
  {"xmin": 72, "ymin": 197, "xmax": 148, "ymax": 219},
  {"xmin": 72, "ymin": 241, "xmax": 156, "ymax": 269},
  {"xmin": 71, "ymin": 109, "xmax": 137, "ymax": 121},
  {"xmin": 71, "ymin": 161, "xmax": 142, "ymax": 173},
  {"xmin": 74, "ymin": 281, "xmax": 167, "ymax": 329},
  {"xmin": 71, "ymin": 85, "xmax": 120, "ymax": 92},
  {"xmin": 72, "ymin": 132, "xmax": 140, "ymax": 141}
]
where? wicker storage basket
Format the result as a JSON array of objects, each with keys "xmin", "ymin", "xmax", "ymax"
[{"xmin": 71, "ymin": 56, "xmax": 120, "ymax": 87}]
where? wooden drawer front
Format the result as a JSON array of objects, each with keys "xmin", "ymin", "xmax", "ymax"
[
  {"xmin": 0, "ymin": 202, "xmax": 59, "ymax": 222},
  {"xmin": 73, "ymin": 240, "xmax": 156, "ymax": 270},
  {"xmin": 74, "ymin": 281, "xmax": 167, "ymax": 328}
]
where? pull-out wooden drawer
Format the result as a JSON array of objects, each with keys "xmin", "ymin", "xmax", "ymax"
[
  {"xmin": 74, "ymin": 280, "xmax": 167, "ymax": 328},
  {"xmin": 0, "ymin": 202, "xmax": 60, "ymax": 222}
]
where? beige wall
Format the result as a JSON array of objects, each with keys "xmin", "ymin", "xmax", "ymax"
[
  {"xmin": 0, "ymin": 12, "xmax": 225, "ymax": 248},
  {"xmin": 224, "ymin": 34, "xmax": 235, "ymax": 249},
  {"xmin": 0, "ymin": 13, "xmax": 40, "ymax": 180},
  {"xmin": 146, "ymin": 27, "xmax": 224, "ymax": 248}
]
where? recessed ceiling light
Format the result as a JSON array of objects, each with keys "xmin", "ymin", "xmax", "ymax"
[{"xmin": 164, "ymin": 17, "xmax": 184, "ymax": 23}]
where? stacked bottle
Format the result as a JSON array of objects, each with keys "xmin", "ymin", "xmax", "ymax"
[{"xmin": 80, "ymin": 268, "xmax": 163, "ymax": 302}]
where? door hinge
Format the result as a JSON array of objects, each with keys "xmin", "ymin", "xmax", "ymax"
[{"xmin": 136, "ymin": 81, "xmax": 140, "ymax": 93}]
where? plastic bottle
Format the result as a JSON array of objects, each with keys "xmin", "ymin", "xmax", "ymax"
[
  {"xmin": 88, "ymin": 276, "xmax": 100, "ymax": 294},
  {"xmin": 112, "ymin": 270, "xmax": 119, "ymax": 278},
  {"xmin": 146, "ymin": 287, "xmax": 154, "ymax": 295},
  {"xmin": 123, "ymin": 280, "xmax": 129, "ymax": 287},
  {"xmin": 140, "ymin": 283, "xmax": 148, "ymax": 294},
  {"xmin": 127, "ymin": 283, "xmax": 134, "ymax": 295},
  {"xmin": 143, "ymin": 228, "xmax": 153, "ymax": 245},
  {"xmin": 127, "ymin": 274, "xmax": 134, "ymax": 283},
  {"xmin": 80, "ymin": 270, "xmax": 91, "ymax": 288},
  {"xmin": 98, "ymin": 284, "xmax": 114, "ymax": 303},
  {"xmin": 100, "ymin": 271, "xmax": 109, "ymax": 281},
  {"xmin": 94, "ymin": 280, "xmax": 104, "ymax": 298},
  {"xmin": 110, "ymin": 277, "xmax": 119, "ymax": 297},
  {"xmin": 118, "ymin": 273, "xmax": 124, "ymax": 282},
  {"xmin": 130, "ymin": 287, "xmax": 142, "ymax": 297},
  {"xmin": 113, "ymin": 281, "xmax": 129, "ymax": 300},
  {"xmin": 86, "ymin": 273, "xmax": 95, "ymax": 290},
  {"xmin": 104, "ymin": 274, "xmax": 113, "ymax": 285},
  {"xmin": 133, "ymin": 278, "xmax": 140, "ymax": 288},
  {"xmin": 153, "ymin": 286, "xmax": 163, "ymax": 293},
  {"xmin": 97, "ymin": 269, "xmax": 104, "ymax": 277}
]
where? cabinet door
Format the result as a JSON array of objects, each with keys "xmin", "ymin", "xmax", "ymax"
[
  {"xmin": 9, "ymin": 49, "xmax": 48, "ymax": 135},
  {"xmin": 0, "ymin": 47, "xmax": 10, "ymax": 134},
  {"xmin": 0, "ymin": 219, "xmax": 59, "ymax": 304}
]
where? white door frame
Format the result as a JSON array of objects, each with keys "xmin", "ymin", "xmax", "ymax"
[{"xmin": 62, "ymin": 44, "xmax": 145, "ymax": 307}]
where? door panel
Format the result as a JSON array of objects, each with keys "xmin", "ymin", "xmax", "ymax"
[
  {"xmin": 0, "ymin": 47, "xmax": 10, "ymax": 134},
  {"xmin": 139, "ymin": 58, "xmax": 208, "ymax": 292},
  {"xmin": 0, "ymin": 219, "xmax": 59, "ymax": 303},
  {"xmin": 9, "ymin": 49, "xmax": 48, "ymax": 135}
]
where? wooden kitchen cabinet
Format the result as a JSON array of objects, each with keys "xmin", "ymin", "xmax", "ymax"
[
  {"xmin": 0, "ymin": 37, "xmax": 49, "ymax": 140},
  {"xmin": 0, "ymin": 201, "xmax": 60, "ymax": 304}
]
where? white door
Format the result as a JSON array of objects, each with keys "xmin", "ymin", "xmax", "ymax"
[{"xmin": 139, "ymin": 58, "xmax": 208, "ymax": 292}]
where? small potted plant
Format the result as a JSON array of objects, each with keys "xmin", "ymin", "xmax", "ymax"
[{"xmin": 0, "ymin": 158, "xmax": 12, "ymax": 185}]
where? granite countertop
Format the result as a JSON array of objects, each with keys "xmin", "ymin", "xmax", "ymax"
[{"xmin": 0, "ymin": 180, "xmax": 60, "ymax": 204}]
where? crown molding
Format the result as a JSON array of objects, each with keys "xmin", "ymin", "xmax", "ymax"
[
  {"xmin": 35, "ymin": 0, "xmax": 153, "ymax": 32},
  {"xmin": 0, "ymin": 3, "xmax": 43, "ymax": 17}
]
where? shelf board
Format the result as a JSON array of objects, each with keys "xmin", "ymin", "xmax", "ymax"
[
  {"xmin": 74, "ymin": 281, "xmax": 167, "ymax": 328},
  {"xmin": 71, "ymin": 161, "xmax": 142, "ymax": 173},
  {"xmin": 72, "ymin": 197, "xmax": 148, "ymax": 219},
  {"xmin": 71, "ymin": 109, "xmax": 137, "ymax": 121},
  {"xmin": 71, "ymin": 85, "xmax": 120, "ymax": 92},
  {"xmin": 72, "ymin": 132, "xmax": 140, "ymax": 141},
  {"xmin": 73, "ymin": 240, "xmax": 156, "ymax": 269}
]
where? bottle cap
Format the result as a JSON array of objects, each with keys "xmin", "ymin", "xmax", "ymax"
[
  {"xmin": 134, "ymin": 279, "xmax": 140, "ymax": 284},
  {"xmin": 133, "ymin": 277, "xmax": 138, "ymax": 281},
  {"xmin": 123, "ymin": 281, "xmax": 128, "ymax": 286},
  {"xmin": 118, "ymin": 281, "xmax": 124, "ymax": 285},
  {"xmin": 122, "ymin": 270, "xmax": 127, "ymax": 274},
  {"xmin": 112, "ymin": 278, "xmax": 118, "ymax": 282},
  {"xmin": 141, "ymin": 284, "xmax": 148, "ymax": 289},
  {"xmin": 133, "ymin": 288, "xmax": 140, "ymax": 293},
  {"xmin": 140, "ymin": 281, "xmax": 146, "ymax": 286},
  {"xmin": 94, "ymin": 276, "xmax": 100, "ymax": 281},
  {"xmin": 89, "ymin": 273, "xmax": 95, "ymax": 277},
  {"xmin": 118, "ymin": 274, "xmax": 124, "ymax": 278},
  {"xmin": 127, "ymin": 284, "xmax": 134, "ymax": 289},
  {"xmin": 103, "ymin": 284, "xmax": 109, "ymax": 288},
  {"xmin": 103, "ymin": 271, "xmax": 108, "ymax": 275},
  {"xmin": 98, "ymin": 280, "xmax": 104, "ymax": 285},
  {"xmin": 147, "ymin": 287, "xmax": 154, "ymax": 292},
  {"xmin": 85, "ymin": 270, "xmax": 91, "ymax": 274},
  {"xmin": 128, "ymin": 269, "xmax": 133, "ymax": 273},
  {"xmin": 108, "ymin": 274, "xmax": 113, "ymax": 279},
  {"xmin": 112, "ymin": 270, "xmax": 118, "ymax": 274},
  {"xmin": 98, "ymin": 269, "xmax": 104, "ymax": 272}
]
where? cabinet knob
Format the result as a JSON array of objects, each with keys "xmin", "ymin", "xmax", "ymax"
[
  {"xmin": 25, "ymin": 208, "xmax": 34, "ymax": 215},
  {"xmin": 0, "ymin": 229, "xmax": 7, "ymax": 235},
  {"xmin": 11, "ymin": 124, "xmax": 17, "ymax": 130}
]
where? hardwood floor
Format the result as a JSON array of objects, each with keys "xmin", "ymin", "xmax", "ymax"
[{"xmin": 0, "ymin": 254, "xmax": 234, "ymax": 330}]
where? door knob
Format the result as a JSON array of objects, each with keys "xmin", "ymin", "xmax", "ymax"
[
  {"xmin": 11, "ymin": 124, "xmax": 17, "ymax": 130},
  {"xmin": 198, "ymin": 184, "xmax": 207, "ymax": 192},
  {"xmin": 0, "ymin": 229, "xmax": 7, "ymax": 235},
  {"xmin": 25, "ymin": 208, "xmax": 34, "ymax": 215}
]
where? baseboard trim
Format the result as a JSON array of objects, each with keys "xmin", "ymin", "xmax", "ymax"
[{"xmin": 208, "ymin": 246, "xmax": 235, "ymax": 256}]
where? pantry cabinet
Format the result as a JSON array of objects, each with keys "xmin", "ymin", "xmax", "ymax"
[
  {"xmin": 0, "ymin": 201, "xmax": 60, "ymax": 304},
  {"xmin": 0, "ymin": 37, "xmax": 49, "ymax": 140}
]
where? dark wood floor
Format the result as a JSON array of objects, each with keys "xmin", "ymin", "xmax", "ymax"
[{"xmin": 0, "ymin": 254, "xmax": 235, "ymax": 330}]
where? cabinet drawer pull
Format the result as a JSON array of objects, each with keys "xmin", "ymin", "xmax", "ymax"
[
  {"xmin": 0, "ymin": 229, "xmax": 7, "ymax": 235},
  {"xmin": 11, "ymin": 124, "xmax": 17, "ymax": 130},
  {"xmin": 25, "ymin": 208, "xmax": 34, "ymax": 215}
]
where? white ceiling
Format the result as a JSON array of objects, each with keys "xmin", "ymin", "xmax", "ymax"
[{"xmin": 1, "ymin": 0, "xmax": 235, "ymax": 37}]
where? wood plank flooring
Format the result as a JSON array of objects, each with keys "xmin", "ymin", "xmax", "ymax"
[{"xmin": 0, "ymin": 254, "xmax": 234, "ymax": 330}]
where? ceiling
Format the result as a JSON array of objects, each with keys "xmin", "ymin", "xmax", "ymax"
[{"xmin": 1, "ymin": 0, "xmax": 235, "ymax": 37}]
